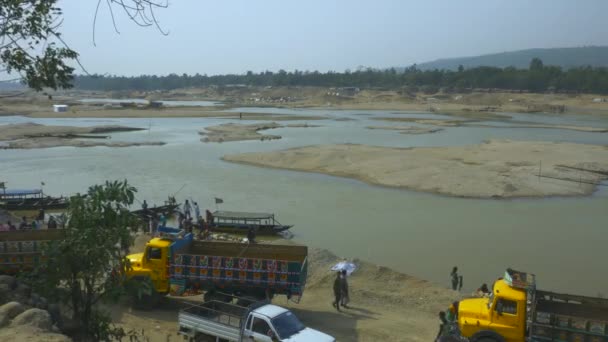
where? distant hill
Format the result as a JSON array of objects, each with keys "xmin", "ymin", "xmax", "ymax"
[{"xmin": 413, "ymin": 46, "xmax": 608, "ymax": 71}]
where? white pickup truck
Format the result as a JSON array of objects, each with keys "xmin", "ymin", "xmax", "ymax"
[{"xmin": 178, "ymin": 300, "xmax": 335, "ymax": 342}]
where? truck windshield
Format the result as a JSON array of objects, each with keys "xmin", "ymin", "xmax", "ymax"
[{"xmin": 271, "ymin": 311, "xmax": 305, "ymax": 339}]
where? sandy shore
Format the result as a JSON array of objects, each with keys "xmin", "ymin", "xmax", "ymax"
[
  {"xmin": 111, "ymin": 234, "xmax": 459, "ymax": 342},
  {"xmin": 223, "ymin": 140, "xmax": 608, "ymax": 198},
  {"xmin": 200, "ymin": 122, "xmax": 283, "ymax": 142},
  {"xmin": 376, "ymin": 117, "xmax": 466, "ymax": 127},
  {"xmin": 375, "ymin": 117, "xmax": 608, "ymax": 132},
  {"xmin": 200, "ymin": 122, "xmax": 322, "ymax": 143},
  {"xmin": 0, "ymin": 101, "xmax": 326, "ymax": 120},
  {"xmin": 466, "ymin": 123, "xmax": 608, "ymax": 132},
  {"xmin": 2, "ymin": 138, "xmax": 165, "ymax": 149},
  {"xmin": 3, "ymin": 87, "xmax": 608, "ymax": 121},
  {"xmin": 0, "ymin": 123, "xmax": 163, "ymax": 149},
  {"xmin": 367, "ymin": 125, "xmax": 444, "ymax": 134}
]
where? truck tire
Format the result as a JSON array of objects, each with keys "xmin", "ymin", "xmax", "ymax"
[
  {"xmin": 472, "ymin": 331, "xmax": 505, "ymax": 342},
  {"xmin": 236, "ymin": 296, "xmax": 261, "ymax": 307},
  {"xmin": 194, "ymin": 332, "xmax": 217, "ymax": 342},
  {"xmin": 132, "ymin": 289, "xmax": 160, "ymax": 310}
]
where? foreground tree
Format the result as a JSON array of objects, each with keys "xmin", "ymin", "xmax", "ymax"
[
  {"xmin": 30, "ymin": 180, "xmax": 140, "ymax": 341},
  {"xmin": 1, "ymin": 0, "xmax": 168, "ymax": 90},
  {"xmin": 0, "ymin": 0, "xmax": 78, "ymax": 90}
]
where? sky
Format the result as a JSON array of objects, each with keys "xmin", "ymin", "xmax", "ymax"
[{"xmin": 57, "ymin": 0, "xmax": 608, "ymax": 76}]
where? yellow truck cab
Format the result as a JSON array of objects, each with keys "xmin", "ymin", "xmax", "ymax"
[
  {"xmin": 126, "ymin": 236, "xmax": 173, "ymax": 294},
  {"xmin": 441, "ymin": 269, "xmax": 608, "ymax": 342}
]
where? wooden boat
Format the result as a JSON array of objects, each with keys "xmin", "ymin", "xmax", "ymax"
[
  {"xmin": 0, "ymin": 189, "xmax": 69, "ymax": 211},
  {"xmin": 210, "ymin": 210, "xmax": 292, "ymax": 235},
  {"xmin": 131, "ymin": 203, "xmax": 180, "ymax": 219}
]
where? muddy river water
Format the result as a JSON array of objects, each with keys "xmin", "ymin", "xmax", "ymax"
[{"xmin": 1, "ymin": 108, "xmax": 607, "ymax": 296}]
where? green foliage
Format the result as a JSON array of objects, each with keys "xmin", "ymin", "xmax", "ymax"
[
  {"xmin": 30, "ymin": 180, "xmax": 139, "ymax": 341},
  {"xmin": 0, "ymin": 0, "xmax": 78, "ymax": 90},
  {"xmin": 529, "ymin": 57, "xmax": 544, "ymax": 70},
  {"xmin": 73, "ymin": 59, "xmax": 608, "ymax": 94}
]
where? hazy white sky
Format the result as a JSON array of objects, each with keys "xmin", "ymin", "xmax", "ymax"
[{"xmin": 58, "ymin": 0, "xmax": 608, "ymax": 76}]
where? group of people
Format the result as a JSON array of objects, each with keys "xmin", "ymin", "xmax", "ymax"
[
  {"xmin": 142, "ymin": 199, "xmax": 217, "ymax": 240},
  {"xmin": 332, "ymin": 269, "xmax": 350, "ymax": 311},
  {"xmin": 449, "ymin": 266, "xmax": 491, "ymax": 297},
  {"xmin": 0, "ymin": 209, "xmax": 59, "ymax": 231},
  {"xmin": 450, "ymin": 266, "xmax": 464, "ymax": 291}
]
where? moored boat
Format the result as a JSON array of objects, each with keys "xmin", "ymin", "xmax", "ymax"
[
  {"xmin": 0, "ymin": 189, "xmax": 69, "ymax": 211},
  {"xmin": 131, "ymin": 203, "xmax": 180, "ymax": 219},
  {"xmin": 210, "ymin": 210, "xmax": 292, "ymax": 235}
]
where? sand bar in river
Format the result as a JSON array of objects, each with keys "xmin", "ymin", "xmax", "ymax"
[
  {"xmin": 0, "ymin": 123, "xmax": 163, "ymax": 149},
  {"xmin": 223, "ymin": 140, "xmax": 608, "ymax": 198}
]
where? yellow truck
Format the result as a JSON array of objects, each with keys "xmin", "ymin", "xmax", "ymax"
[
  {"xmin": 439, "ymin": 269, "xmax": 608, "ymax": 342},
  {"xmin": 125, "ymin": 227, "xmax": 308, "ymax": 307}
]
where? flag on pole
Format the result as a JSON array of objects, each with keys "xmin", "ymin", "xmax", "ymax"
[{"xmin": 215, "ymin": 197, "xmax": 224, "ymax": 204}]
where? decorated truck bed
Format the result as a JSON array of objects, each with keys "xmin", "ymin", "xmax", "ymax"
[
  {"xmin": 0, "ymin": 230, "xmax": 64, "ymax": 273},
  {"xmin": 168, "ymin": 240, "xmax": 308, "ymax": 302}
]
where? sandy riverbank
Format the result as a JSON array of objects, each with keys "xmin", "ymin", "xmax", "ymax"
[
  {"xmin": 199, "ymin": 122, "xmax": 322, "ymax": 143},
  {"xmin": 374, "ymin": 117, "xmax": 608, "ymax": 132},
  {"xmin": 0, "ymin": 100, "xmax": 326, "ymax": 120},
  {"xmin": 111, "ymin": 234, "xmax": 459, "ymax": 342},
  {"xmin": 223, "ymin": 140, "xmax": 608, "ymax": 198},
  {"xmin": 366, "ymin": 125, "xmax": 444, "ymax": 134},
  {"xmin": 3, "ymin": 87, "xmax": 608, "ymax": 119},
  {"xmin": 200, "ymin": 122, "xmax": 283, "ymax": 142},
  {"xmin": 0, "ymin": 123, "xmax": 163, "ymax": 149}
]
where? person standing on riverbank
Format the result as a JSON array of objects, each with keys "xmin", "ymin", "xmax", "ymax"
[
  {"xmin": 183, "ymin": 200, "xmax": 192, "ymax": 219},
  {"xmin": 193, "ymin": 202, "xmax": 201, "ymax": 222},
  {"xmin": 332, "ymin": 271, "xmax": 342, "ymax": 311},
  {"xmin": 451, "ymin": 267, "xmax": 460, "ymax": 291},
  {"xmin": 340, "ymin": 269, "xmax": 350, "ymax": 308}
]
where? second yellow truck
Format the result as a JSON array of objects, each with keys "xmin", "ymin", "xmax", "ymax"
[{"xmin": 439, "ymin": 269, "xmax": 608, "ymax": 342}]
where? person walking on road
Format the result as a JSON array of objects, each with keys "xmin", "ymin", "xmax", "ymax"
[{"xmin": 332, "ymin": 271, "xmax": 342, "ymax": 311}]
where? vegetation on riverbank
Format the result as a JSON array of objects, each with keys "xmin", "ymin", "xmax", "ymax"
[{"xmin": 74, "ymin": 58, "xmax": 608, "ymax": 94}]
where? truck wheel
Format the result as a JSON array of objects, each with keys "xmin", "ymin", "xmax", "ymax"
[
  {"xmin": 132, "ymin": 288, "xmax": 160, "ymax": 310},
  {"xmin": 194, "ymin": 333, "xmax": 217, "ymax": 342},
  {"xmin": 236, "ymin": 296, "xmax": 261, "ymax": 307},
  {"xmin": 472, "ymin": 332, "xmax": 505, "ymax": 342}
]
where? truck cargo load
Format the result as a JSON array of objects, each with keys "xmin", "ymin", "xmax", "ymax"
[
  {"xmin": 125, "ymin": 227, "xmax": 308, "ymax": 304},
  {"xmin": 0, "ymin": 230, "xmax": 64, "ymax": 274}
]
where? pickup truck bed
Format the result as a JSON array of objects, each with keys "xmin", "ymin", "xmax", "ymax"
[{"xmin": 178, "ymin": 301, "xmax": 248, "ymax": 342}]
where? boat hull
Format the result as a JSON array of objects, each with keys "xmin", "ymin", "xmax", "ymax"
[
  {"xmin": 210, "ymin": 223, "xmax": 292, "ymax": 235},
  {"xmin": 0, "ymin": 198, "xmax": 69, "ymax": 211},
  {"xmin": 131, "ymin": 204, "xmax": 180, "ymax": 219}
]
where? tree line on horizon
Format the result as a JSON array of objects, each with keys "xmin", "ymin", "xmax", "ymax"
[{"xmin": 73, "ymin": 58, "xmax": 608, "ymax": 94}]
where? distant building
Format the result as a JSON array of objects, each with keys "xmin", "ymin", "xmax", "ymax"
[{"xmin": 53, "ymin": 104, "xmax": 68, "ymax": 113}]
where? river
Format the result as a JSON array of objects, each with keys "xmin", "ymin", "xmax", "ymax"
[{"xmin": 1, "ymin": 108, "xmax": 607, "ymax": 296}]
